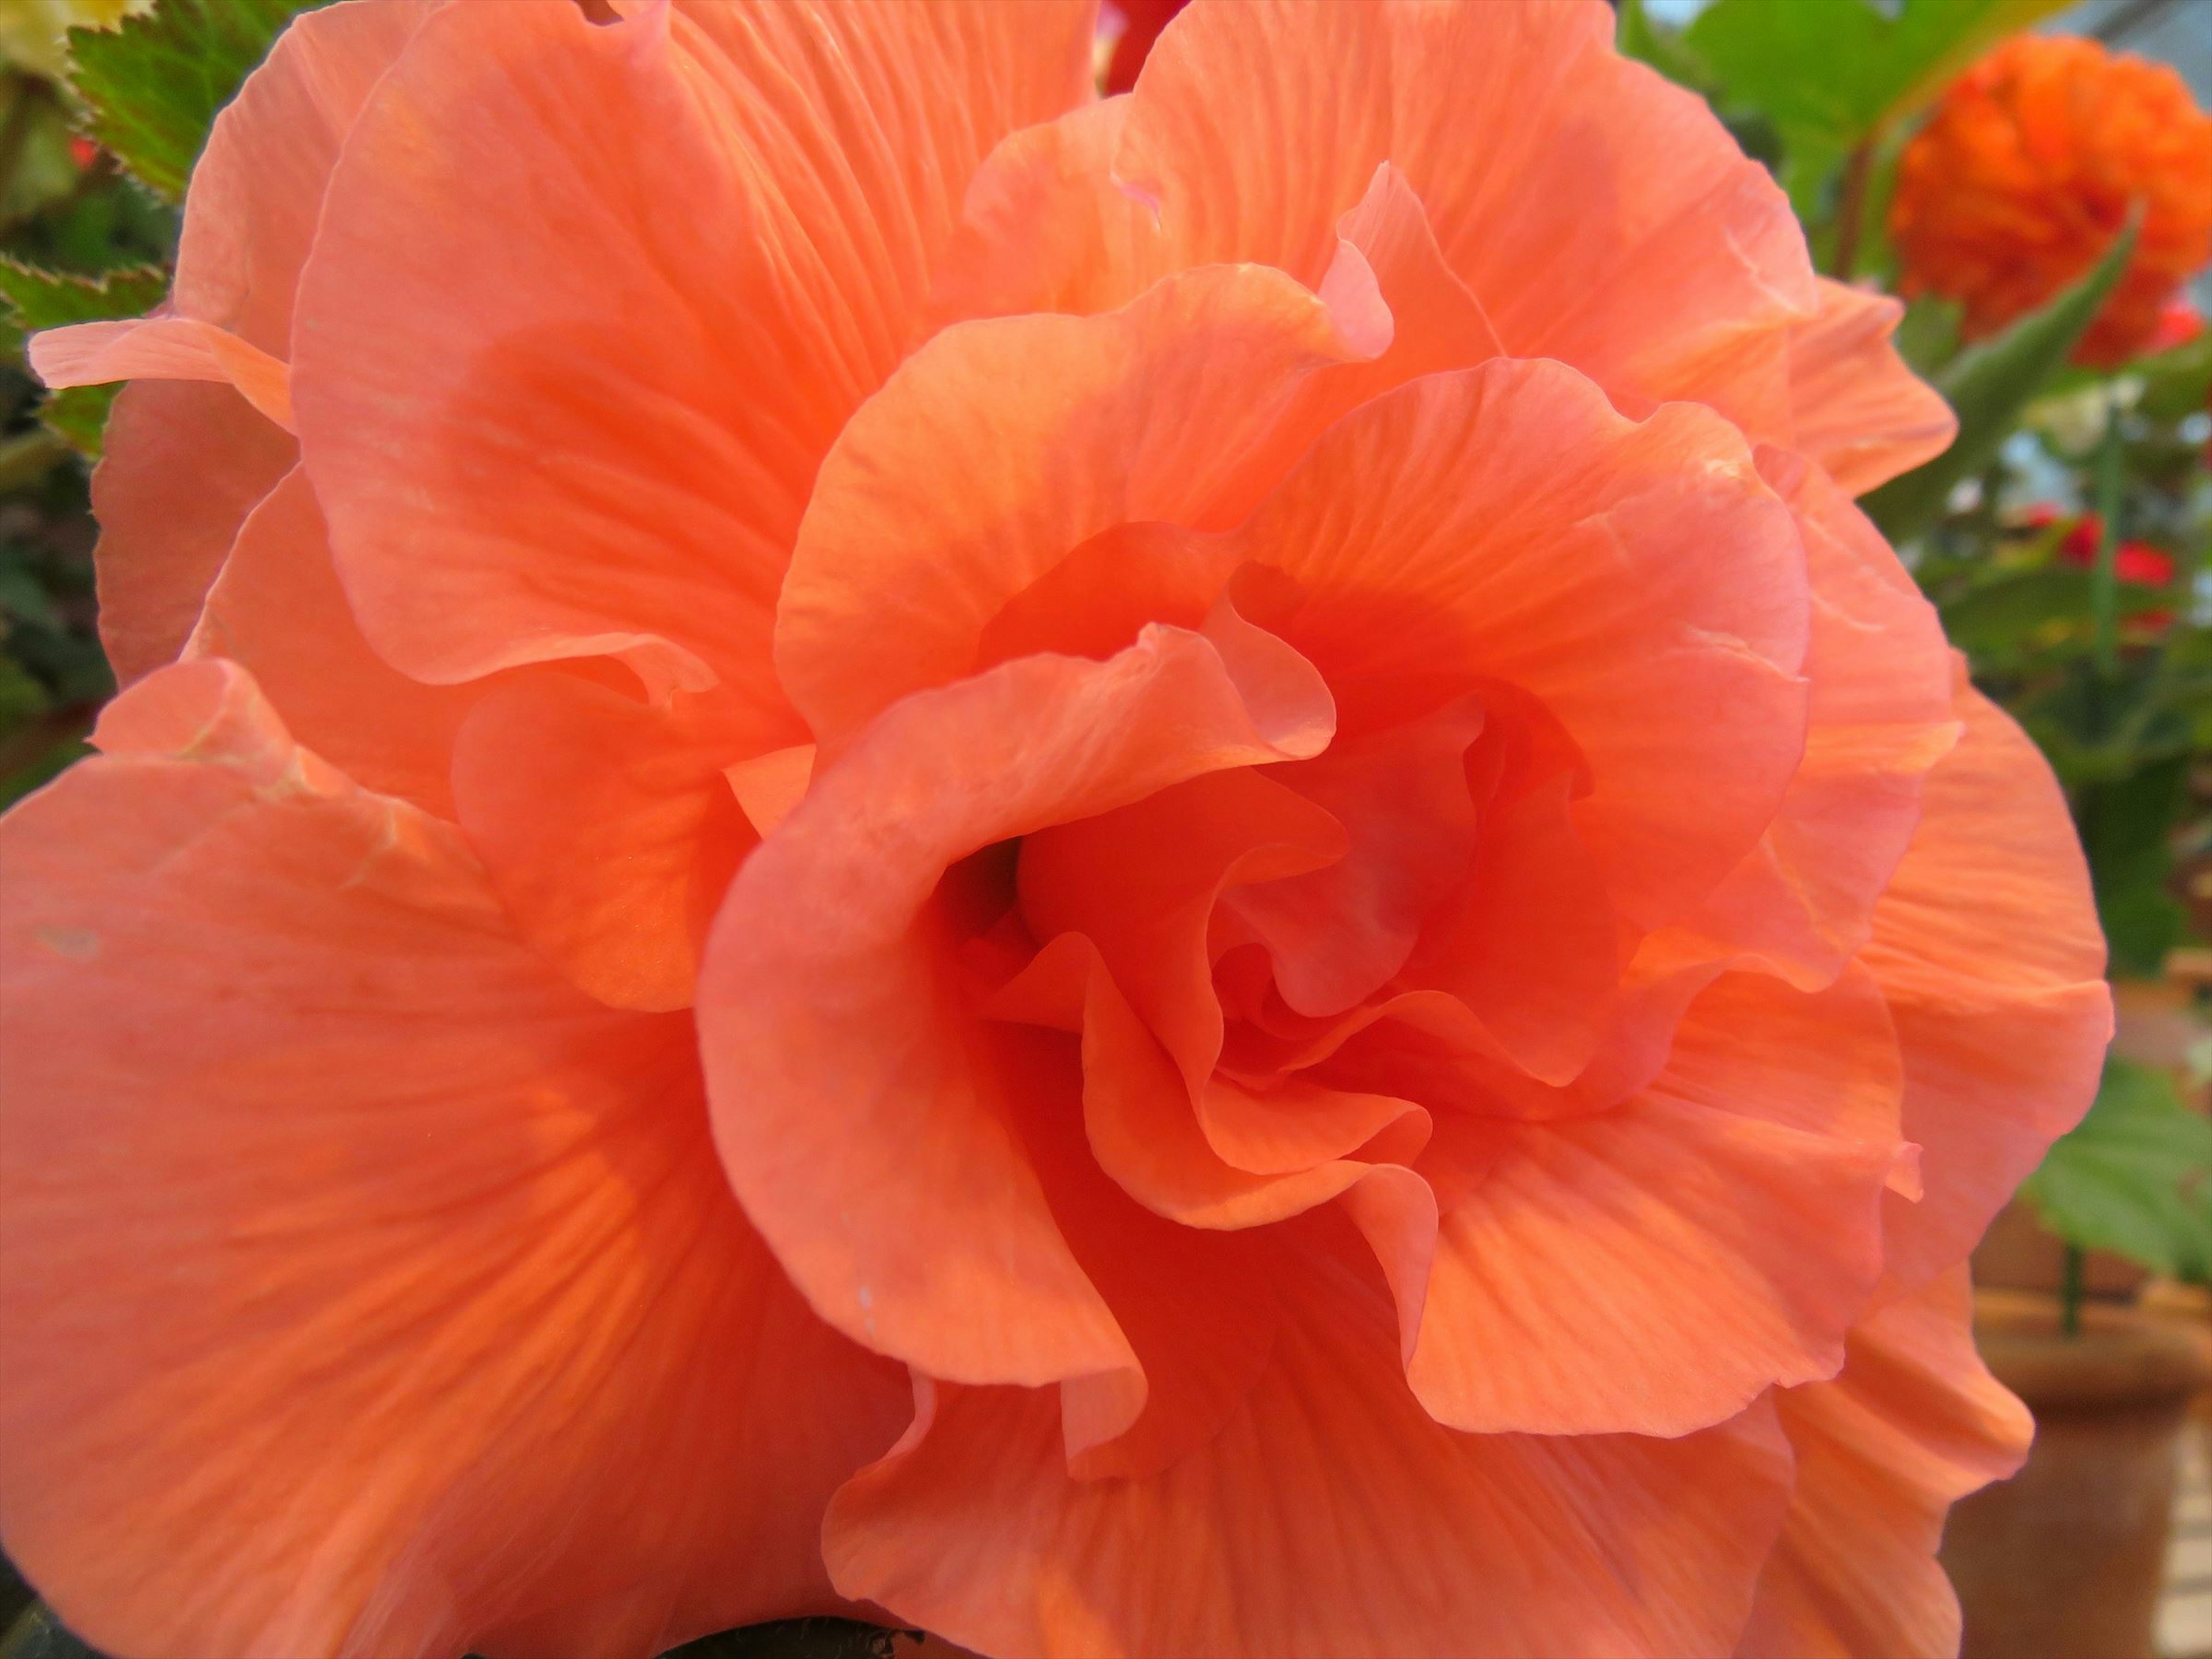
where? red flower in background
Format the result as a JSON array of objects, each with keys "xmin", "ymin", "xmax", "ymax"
[
  {"xmin": 1891, "ymin": 35, "xmax": 2212, "ymax": 367},
  {"xmin": 2048, "ymin": 510, "xmax": 2177, "ymax": 586}
]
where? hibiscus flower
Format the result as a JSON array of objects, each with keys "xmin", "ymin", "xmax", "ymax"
[{"xmin": 2, "ymin": 3, "xmax": 2107, "ymax": 1656}]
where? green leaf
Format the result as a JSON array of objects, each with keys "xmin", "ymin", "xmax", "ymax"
[
  {"xmin": 35, "ymin": 384, "xmax": 122, "ymax": 459},
  {"xmin": 1684, "ymin": 0, "xmax": 2070, "ymax": 163},
  {"xmin": 2025, "ymin": 1058, "xmax": 2212, "ymax": 1281},
  {"xmin": 0, "ymin": 257, "xmax": 166, "ymax": 364},
  {"xmin": 2078, "ymin": 755, "xmax": 2190, "ymax": 977},
  {"xmin": 0, "ymin": 259, "xmax": 167, "ymax": 456},
  {"xmin": 0, "ymin": 1600, "xmax": 103, "ymax": 1659},
  {"xmin": 66, "ymin": 0, "xmax": 332, "ymax": 200},
  {"xmin": 1862, "ymin": 222, "xmax": 2138, "ymax": 544},
  {"xmin": 1615, "ymin": 0, "xmax": 1718, "ymax": 96}
]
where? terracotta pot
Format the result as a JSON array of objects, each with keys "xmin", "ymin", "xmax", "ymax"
[{"xmin": 1943, "ymin": 1289, "xmax": 2212, "ymax": 1659}]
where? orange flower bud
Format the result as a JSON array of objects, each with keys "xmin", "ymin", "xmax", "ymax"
[{"xmin": 1891, "ymin": 35, "xmax": 2212, "ymax": 366}]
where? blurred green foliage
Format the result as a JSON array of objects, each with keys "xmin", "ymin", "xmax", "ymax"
[{"xmin": 2026, "ymin": 1058, "xmax": 2212, "ymax": 1281}]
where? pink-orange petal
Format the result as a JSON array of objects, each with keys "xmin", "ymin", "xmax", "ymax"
[
  {"xmin": 1786, "ymin": 278, "xmax": 1958, "ymax": 496},
  {"xmin": 697, "ymin": 619, "xmax": 1331, "ymax": 1387},
  {"xmin": 1109, "ymin": 0, "xmax": 1816, "ymax": 437},
  {"xmin": 0, "ymin": 660, "xmax": 908, "ymax": 1659},
  {"xmin": 294, "ymin": 0, "xmax": 1092, "ymax": 703},
  {"xmin": 450, "ymin": 675, "xmax": 795, "ymax": 1013},
  {"xmin": 1862, "ymin": 675, "xmax": 2113, "ymax": 1289},
  {"xmin": 1683, "ymin": 449, "xmax": 1958, "ymax": 986},
  {"xmin": 1238, "ymin": 358, "xmax": 1811, "ymax": 936},
  {"xmin": 1738, "ymin": 1268, "xmax": 2032, "ymax": 1658},
  {"xmin": 825, "ymin": 1220, "xmax": 1795, "ymax": 1659},
  {"xmin": 186, "ymin": 467, "xmax": 475, "ymax": 818},
  {"xmin": 1408, "ymin": 969, "xmax": 1902, "ymax": 1437},
  {"xmin": 87, "ymin": 381, "xmax": 295, "ymax": 688},
  {"xmin": 778, "ymin": 263, "xmax": 1380, "ymax": 749}
]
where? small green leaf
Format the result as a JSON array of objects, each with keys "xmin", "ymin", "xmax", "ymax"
[
  {"xmin": 2025, "ymin": 1058, "xmax": 2212, "ymax": 1282},
  {"xmin": 1863, "ymin": 222, "xmax": 2138, "ymax": 544},
  {"xmin": 0, "ymin": 260, "xmax": 168, "ymax": 454},
  {"xmin": 0, "ymin": 256, "xmax": 165, "ymax": 376},
  {"xmin": 37, "ymin": 384, "xmax": 123, "ymax": 459},
  {"xmin": 1615, "ymin": 0, "xmax": 1718, "ymax": 96},
  {"xmin": 66, "ymin": 0, "xmax": 332, "ymax": 201},
  {"xmin": 0, "ymin": 257, "xmax": 165, "ymax": 336}
]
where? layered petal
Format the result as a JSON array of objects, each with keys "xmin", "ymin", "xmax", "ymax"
[
  {"xmin": 1738, "ymin": 1268, "xmax": 2032, "ymax": 1658},
  {"xmin": 88, "ymin": 380, "xmax": 294, "ymax": 687},
  {"xmin": 1862, "ymin": 675, "xmax": 2113, "ymax": 1288},
  {"xmin": 825, "ymin": 1221, "xmax": 1796, "ymax": 1659},
  {"xmin": 54, "ymin": 0, "xmax": 435, "ymax": 690},
  {"xmin": 1681, "ymin": 450, "xmax": 1957, "ymax": 986},
  {"xmin": 1408, "ymin": 969, "xmax": 1903, "ymax": 1438},
  {"xmin": 187, "ymin": 468, "xmax": 474, "ymax": 817},
  {"xmin": 945, "ymin": 0, "xmax": 1817, "ymax": 438},
  {"xmin": 0, "ymin": 661, "xmax": 908, "ymax": 1659},
  {"xmin": 450, "ymin": 676, "xmax": 796, "ymax": 1012},
  {"xmin": 696, "ymin": 614, "xmax": 1332, "ymax": 1387},
  {"xmin": 778, "ymin": 262, "xmax": 1383, "ymax": 748},
  {"xmin": 293, "ymin": 0, "xmax": 1093, "ymax": 702},
  {"xmin": 1785, "ymin": 279, "xmax": 1957, "ymax": 497},
  {"xmin": 1239, "ymin": 359, "xmax": 1810, "ymax": 935}
]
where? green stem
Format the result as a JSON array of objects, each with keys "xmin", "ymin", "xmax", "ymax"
[
  {"xmin": 2091, "ymin": 395, "xmax": 2124, "ymax": 680},
  {"xmin": 1831, "ymin": 141, "xmax": 1876, "ymax": 282},
  {"xmin": 2060, "ymin": 1243, "xmax": 2085, "ymax": 1338}
]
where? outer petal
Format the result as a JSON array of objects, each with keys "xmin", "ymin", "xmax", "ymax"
[
  {"xmin": 293, "ymin": 0, "xmax": 1093, "ymax": 702},
  {"xmin": 1681, "ymin": 450, "xmax": 1957, "ymax": 986},
  {"xmin": 825, "ymin": 1221, "xmax": 1796, "ymax": 1659},
  {"xmin": 1862, "ymin": 675, "xmax": 2113, "ymax": 1289},
  {"xmin": 1786, "ymin": 279, "xmax": 1957, "ymax": 497},
  {"xmin": 953, "ymin": 0, "xmax": 1817, "ymax": 440},
  {"xmin": 58, "ymin": 0, "xmax": 435, "ymax": 689},
  {"xmin": 1737, "ymin": 1268, "xmax": 2032, "ymax": 1658},
  {"xmin": 697, "ymin": 615, "xmax": 1332, "ymax": 1388},
  {"xmin": 1408, "ymin": 969, "xmax": 1903, "ymax": 1438},
  {"xmin": 88, "ymin": 380, "xmax": 295, "ymax": 687},
  {"xmin": 28, "ymin": 0, "xmax": 440, "ymax": 418},
  {"xmin": 187, "ymin": 468, "xmax": 475, "ymax": 817},
  {"xmin": 0, "ymin": 661, "xmax": 908, "ymax": 1659}
]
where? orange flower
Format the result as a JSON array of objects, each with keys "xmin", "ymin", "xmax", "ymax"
[
  {"xmin": 1890, "ymin": 33, "xmax": 2212, "ymax": 366},
  {"xmin": 4, "ymin": 4, "xmax": 2103, "ymax": 1656}
]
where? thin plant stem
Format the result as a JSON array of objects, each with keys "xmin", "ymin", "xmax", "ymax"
[
  {"xmin": 2060, "ymin": 1243, "xmax": 2085, "ymax": 1339},
  {"xmin": 1831, "ymin": 140, "xmax": 1875, "ymax": 281},
  {"xmin": 2092, "ymin": 395, "xmax": 2125, "ymax": 680}
]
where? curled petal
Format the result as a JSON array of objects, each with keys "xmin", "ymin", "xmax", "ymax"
[
  {"xmin": 697, "ymin": 617, "xmax": 1331, "ymax": 1386},
  {"xmin": 1786, "ymin": 279, "xmax": 1957, "ymax": 497},
  {"xmin": 1241, "ymin": 360, "xmax": 1809, "ymax": 926},
  {"xmin": 1738, "ymin": 1268, "xmax": 2032, "ymax": 1657},
  {"xmin": 1862, "ymin": 676, "xmax": 2113, "ymax": 1288},
  {"xmin": 1409, "ymin": 969, "xmax": 1903, "ymax": 1437},
  {"xmin": 1682, "ymin": 450, "xmax": 1957, "ymax": 987},
  {"xmin": 779, "ymin": 263, "xmax": 1383, "ymax": 748}
]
